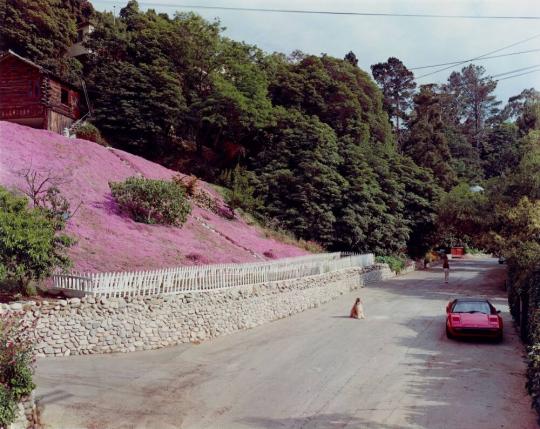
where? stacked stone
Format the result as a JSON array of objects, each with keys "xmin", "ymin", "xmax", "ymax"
[{"xmin": 3, "ymin": 265, "xmax": 397, "ymax": 358}]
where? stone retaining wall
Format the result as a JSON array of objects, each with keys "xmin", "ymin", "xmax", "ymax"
[{"xmin": 3, "ymin": 265, "xmax": 398, "ymax": 358}]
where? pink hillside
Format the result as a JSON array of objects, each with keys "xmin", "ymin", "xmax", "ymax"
[{"xmin": 0, "ymin": 122, "xmax": 307, "ymax": 272}]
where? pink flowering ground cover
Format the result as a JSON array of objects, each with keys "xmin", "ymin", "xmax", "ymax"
[{"xmin": 0, "ymin": 122, "xmax": 307, "ymax": 272}]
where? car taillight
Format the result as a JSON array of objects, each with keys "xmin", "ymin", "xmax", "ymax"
[{"xmin": 489, "ymin": 316, "xmax": 500, "ymax": 326}]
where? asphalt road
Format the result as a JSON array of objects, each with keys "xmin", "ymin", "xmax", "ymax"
[{"xmin": 36, "ymin": 258, "xmax": 538, "ymax": 429}]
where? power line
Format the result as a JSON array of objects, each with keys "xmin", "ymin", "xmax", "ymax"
[
  {"xmin": 496, "ymin": 68, "xmax": 540, "ymax": 81},
  {"xmin": 490, "ymin": 64, "xmax": 540, "ymax": 78},
  {"xmin": 96, "ymin": 1, "xmax": 540, "ymax": 20},
  {"xmin": 416, "ymin": 32, "xmax": 540, "ymax": 80},
  {"xmin": 410, "ymin": 48, "xmax": 540, "ymax": 70}
]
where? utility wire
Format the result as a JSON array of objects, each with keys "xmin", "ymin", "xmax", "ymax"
[
  {"xmin": 496, "ymin": 68, "xmax": 540, "ymax": 81},
  {"xmin": 410, "ymin": 48, "xmax": 540, "ymax": 70},
  {"xmin": 416, "ymin": 32, "xmax": 540, "ymax": 80},
  {"xmin": 96, "ymin": 1, "xmax": 540, "ymax": 20},
  {"xmin": 490, "ymin": 64, "xmax": 540, "ymax": 78}
]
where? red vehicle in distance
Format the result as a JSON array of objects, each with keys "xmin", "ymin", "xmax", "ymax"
[{"xmin": 446, "ymin": 298, "xmax": 503, "ymax": 342}]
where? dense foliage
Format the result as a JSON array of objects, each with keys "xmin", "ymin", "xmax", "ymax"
[
  {"xmin": 0, "ymin": 187, "xmax": 73, "ymax": 294},
  {"xmin": 375, "ymin": 255, "xmax": 407, "ymax": 273},
  {"xmin": 0, "ymin": 314, "xmax": 36, "ymax": 427},
  {"xmin": 109, "ymin": 177, "xmax": 191, "ymax": 226},
  {"xmin": 0, "ymin": 0, "xmax": 93, "ymax": 82},
  {"xmin": 2, "ymin": 0, "xmax": 538, "ymax": 262}
]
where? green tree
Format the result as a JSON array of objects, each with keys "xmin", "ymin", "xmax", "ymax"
[
  {"xmin": 0, "ymin": 187, "xmax": 73, "ymax": 293},
  {"xmin": 344, "ymin": 51, "xmax": 358, "ymax": 66},
  {"xmin": 481, "ymin": 123, "xmax": 520, "ymax": 179},
  {"xmin": 0, "ymin": 0, "xmax": 92, "ymax": 81},
  {"xmin": 403, "ymin": 85, "xmax": 456, "ymax": 190},
  {"xmin": 436, "ymin": 183, "xmax": 489, "ymax": 247},
  {"xmin": 370, "ymin": 57, "xmax": 417, "ymax": 146},
  {"xmin": 252, "ymin": 109, "xmax": 345, "ymax": 246},
  {"xmin": 191, "ymin": 38, "xmax": 273, "ymax": 157},
  {"xmin": 442, "ymin": 64, "xmax": 501, "ymax": 149},
  {"xmin": 87, "ymin": 59, "xmax": 185, "ymax": 157},
  {"xmin": 501, "ymin": 89, "xmax": 540, "ymax": 136}
]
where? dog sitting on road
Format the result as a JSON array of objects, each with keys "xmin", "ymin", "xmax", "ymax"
[{"xmin": 350, "ymin": 297, "xmax": 365, "ymax": 319}]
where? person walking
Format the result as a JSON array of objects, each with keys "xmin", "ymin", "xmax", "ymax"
[{"xmin": 443, "ymin": 254, "xmax": 450, "ymax": 283}]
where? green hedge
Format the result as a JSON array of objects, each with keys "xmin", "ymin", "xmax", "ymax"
[{"xmin": 507, "ymin": 267, "xmax": 540, "ymax": 416}]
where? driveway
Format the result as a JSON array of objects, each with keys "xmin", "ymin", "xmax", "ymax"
[{"xmin": 35, "ymin": 258, "xmax": 538, "ymax": 428}]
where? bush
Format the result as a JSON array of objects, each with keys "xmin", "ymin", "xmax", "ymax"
[
  {"xmin": 0, "ymin": 314, "xmax": 35, "ymax": 427},
  {"xmin": 0, "ymin": 385, "xmax": 17, "ymax": 428},
  {"xmin": 376, "ymin": 255, "xmax": 407, "ymax": 273},
  {"xmin": 0, "ymin": 186, "xmax": 73, "ymax": 294},
  {"xmin": 173, "ymin": 174, "xmax": 199, "ymax": 197},
  {"xmin": 109, "ymin": 177, "xmax": 191, "ymax": 226},
  {"xmin": 75, "ymin": 122, "xmax": 107, "ymax": 146}
]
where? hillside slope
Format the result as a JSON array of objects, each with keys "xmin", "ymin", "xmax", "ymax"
[{"xmin": 0, "ymin": 122, "xmax": 307, "ymax": 272}]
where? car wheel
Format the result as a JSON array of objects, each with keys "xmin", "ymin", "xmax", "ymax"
[
  {"xmin": 495, "ymin": 333, "xmax": 503, "ymax": 343},
  {"xmin": 446, "ymin": 326, "xmax": 454, "ymax": 339}
]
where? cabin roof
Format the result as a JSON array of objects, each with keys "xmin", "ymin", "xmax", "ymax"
[
  {"xmin": 0, "ymin": 50, "xmax": 81, "ymax": 91},
  {"xmin": 0, "ymin": 49, "xmax": 45, "ymax": 71}
]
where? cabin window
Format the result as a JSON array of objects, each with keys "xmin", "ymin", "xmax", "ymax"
[
  {"xmin": 61, "ymin": 88, "xmax": 69, "ymax": 105},
  {"xmin": 28, "ymin": 81, "xmax": 33, "ymax": 97}
]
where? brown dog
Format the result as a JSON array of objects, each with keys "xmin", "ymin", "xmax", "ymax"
[{"xmin": 350, "ymin": 297, "xmax": 365, "ymax": 319}]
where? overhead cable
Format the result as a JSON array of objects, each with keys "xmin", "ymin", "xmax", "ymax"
[
  {"xmin": 416, "ymin": 32, "xmax": 540, "ymax": 80},
  {"xmin": 410, "ymin": 48, "xmax": 540, "ymax": 70},
  {"xmin": 96, "ymin": 1, "xmax": 540, "ymax": 20}
]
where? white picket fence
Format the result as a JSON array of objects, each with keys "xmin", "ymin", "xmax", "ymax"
[{"xmin": 53, "ymin": 252, "xmax": 374, "ymax": 298}]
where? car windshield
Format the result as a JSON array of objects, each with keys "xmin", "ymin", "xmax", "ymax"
[{"xmin": 452, "ymin": 301, "xmax": 492, "ymax": 314}]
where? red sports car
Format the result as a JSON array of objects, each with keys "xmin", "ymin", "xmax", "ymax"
[{"xmin": 446, "ymin": 298, "xmax": 503, "ymax": 342}]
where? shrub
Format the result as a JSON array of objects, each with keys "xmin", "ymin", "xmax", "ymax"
[
  {"xmin": 75, "ymin": 122, "xmax": 107, "ymax": 146},
  {"xmin": 0, "ymin": 314, "xmax": 35, "ymax": 427},
  {"xmin": 109, "ymin": 177, "xmax": 191, "ymax": 226},
  {"xmin": 0, "ymin": 186, "xmax": 73, "ymax": 294},
  {"xmin": 174, "ymin": 175, "xmax": 221, "ymax": 214},
  {"xmin": 173, "ymin": 174, "xmax": 199, "ymax": 197},
  {"xmin": 376, "ymin": 255, "xmax": 407, "ymax": 273},
  {"xmin": 0, "ymin": 385, "xmax": 17, "ymax": 428}
]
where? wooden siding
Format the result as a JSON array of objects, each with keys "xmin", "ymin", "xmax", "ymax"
[
  {"xmin": 44, "ymin": 77, "xmax": 80, "ymax": 120},
  {"xmin": 0, "ymin": 56, "xmax": 45, "ymax": 125},
  {"xmin": 46, "ymin": 109, "xmax": 75, "ymax": 134},
  {"xmin": 0, "ymin": 53, "xmax": 82, "ymax": 132}
]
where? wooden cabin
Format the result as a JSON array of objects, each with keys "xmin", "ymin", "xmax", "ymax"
[{"xmin": 0, "ymin": 50, "xmax": 81, "ymax": 134}]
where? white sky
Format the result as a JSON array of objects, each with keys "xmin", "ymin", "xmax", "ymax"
[{"xmin": 93, "ymin": 0, "xmax": 540, "ymax": 103}]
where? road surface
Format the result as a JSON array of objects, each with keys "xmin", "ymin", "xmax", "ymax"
[{"xmin": 36, "ymin": 258, "xmax": 538, "ymax": 428}]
